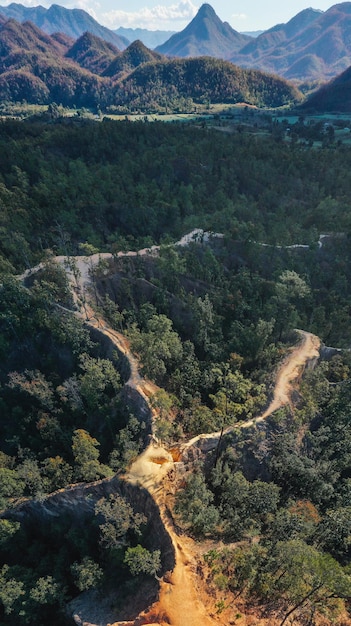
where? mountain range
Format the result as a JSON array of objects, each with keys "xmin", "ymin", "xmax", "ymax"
[
  {"xmin": 3, "ymin": 2, "xmax": 351, "ymax": 82},
  {"xmin": 230, "ymin": 4, "xmax": 351, "ymax": 81},
  {"xmin": 0, "ymin": 2, "xmax": 127, "ymax": 48},
  {"xmin": 0, "ymin": 17, "xmax": 301, "ymax": 111},
  {"xmin": 156, "ymin": 3, "xmax": 351, "ymax": 82}
]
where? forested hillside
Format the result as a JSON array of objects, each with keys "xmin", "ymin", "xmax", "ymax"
[
  {"xmin": 0, "ymin": 117, "xmax": 350, "ymax": 273},
  {"xmin": 0, "ymin": 18, "xmax": 301, "ymax": 110},
  {"xmin": 1, "ymin": 118, "xmax": 351, "ymax": 625}
]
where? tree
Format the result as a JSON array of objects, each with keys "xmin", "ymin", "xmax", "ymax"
[
  {"xmin": 150, "ymin": 389, "xmax": 180, "ymax": 443},
  {"xmin": 169, "ymin": 340, "xmax": 201, "ymax": 404},
  {"xmin": 109, "ymin": 414, "xmax": 145, "ymax": 471},
  {"xmin": 71, "ymin": 558, "xmax": 103, "ymax": 591},
  {"xmin": 7, "ymin": 369, "xmax": 54, "ymax": 411},
  {"xmin": 17, "ymin": 458, "xmax": 44, "ymax": 497},
  {"xmin": 0, "ymin": 519, "xmax": 20, "ymax": 546},
  {"xmin": 129, "ymin": 314, "xmax": 183, "ymax": 383},
  {"xmin": 101, "ymin": 294, "xmax": 125, "ymax": 332},
  {"xmin": 205, "ymin": 540, "xmax": 351, "ymax": 625},
  {"xmin": 157, "ymin": 246, "xmax": 187, "ymax": 291},
  {"xmin": 0, "ymin": 565, "xmax": 25, "ymax": 615},
  {"xmin": 72, "ymin": 428, "xmax": 112, "ymax": 482},
  {"xmin": 212, "ymin": 469, "xmax": 280, "ymax": 540},
  {"xmin": 0, "ymin": 467, "xmax": 24, "ymax": 507},
  {"xmin": 270, "ymin": 540, "xmax": 351, "ymax": 626},
  {"xmin": 72, "ymin": 428, "xmax": 99, "ymax": 466},
  {"xmin": 78, "ymin": 353, "xmax": 121, "ymax": 415},
  {"xmin": 315, "ymin": 506, "xmax": 351, "ymax": 558},
  {"xmin": 184, "ymin": 401, "xmax": 221, "ymax": 435},
  {"xmin": 272, "ymin": 270, "xmax": 311, "ymax": 340},
  {"xmin": 210, "ymin": 365, "xmax": 266, "ymax": 425},
  {"xmin": 175, "ymin": 471, "xmax": 219, "ymax": 536},
  {"xmin": 29, "ymin": 575, "xmax": 61, "ymax": 604},
  {"xmin": 95, "ymin": 494, "xmax": 146, "ymax": 550},
  {"xmin": 124, "ymin": 545, "xmax": 161, "ymax": 579},
  {"xmin": 41, "ymin": 456, "xmax": 73, "ymax": 491},
  {"xmin": 193, "ymin": 294, "xmax": 218, "ymax": 356}
]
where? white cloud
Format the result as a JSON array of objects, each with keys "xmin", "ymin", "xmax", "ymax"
[
  {"xmin": 101, "ymin": 0, "xmax": 198, "ymax": 30},
  {"xmin": 61, "ymin": 0, "xmax": 101, "ymax": 20},
  {"xmin": 5, "ymin": 0, "xmax": 49, "ymax": 5},
  {"xmin": 231, "ymin": 13, "xmax": 247, "ymax": 21},
  {"xmin": 74, "ymin": 0, "xmax": 99, "ymax": 20}
]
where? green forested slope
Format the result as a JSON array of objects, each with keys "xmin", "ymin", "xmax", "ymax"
[
  {"xmin": 0, "ymin": 18, "xmax": 301, "ymax": 110},
  {"xmin": 0, "ymin": 118, "xmax": 350, "ymax": 272},
  {"xmin": 1, "ymin": 118, "xmax": 351, "ymax": 625}
]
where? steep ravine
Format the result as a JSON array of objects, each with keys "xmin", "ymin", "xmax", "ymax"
[{"xmin": 12, "ymin": 232, "xmax": 325, "ymax": 626}]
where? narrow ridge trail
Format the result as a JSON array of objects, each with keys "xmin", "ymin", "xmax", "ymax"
[
  {"xmin": 182, "ymin": 329, "xmax": 321, "ymax": 453},
  {"xmin": 20, "ymin": 232, "xmax": 322, "ymax": 626},
  {"xmin": 56, "ymin": 251, "xmax": 219, "ymax": 625}
]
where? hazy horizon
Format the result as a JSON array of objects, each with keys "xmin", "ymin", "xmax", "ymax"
[{"xmin": 0, "ymin": 0, "xmax": 339, "ymax": 32}]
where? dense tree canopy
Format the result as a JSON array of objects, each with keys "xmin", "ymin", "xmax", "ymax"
[{"xmin": 1, "ymin": 116, "xmax": 351, "ymax": 624}]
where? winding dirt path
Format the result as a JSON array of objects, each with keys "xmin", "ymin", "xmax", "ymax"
[
  {"xmin": 20, "ymin": 231, "xmax": 322, "ymax": 626},
  {"xmin": 124, "ymin": 443, "xmax": 220, "ymax": 626},
  {"xmin": 110, "ymin": 329, "xmax": 321, "ymax": 626},
  {"xmin": 182, "ymin": 330, "xmax": 321, "ymax": 453},
  {"xmin": 259, "ymin": 330, "xmax": 320, "ymax": 420}
]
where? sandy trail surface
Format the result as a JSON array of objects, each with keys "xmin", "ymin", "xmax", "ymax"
[
  {"xmin": 121, "ymin": 444, "xmax": 221, "ymax": 626},
  {"xmin": 258, "ymin": 330, "xmax": 320, "ymax": 420}
]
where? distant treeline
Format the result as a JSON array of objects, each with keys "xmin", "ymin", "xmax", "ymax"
[{"xmin": 1, "ymin": 117, "xmax": 351, "ymax": 272}]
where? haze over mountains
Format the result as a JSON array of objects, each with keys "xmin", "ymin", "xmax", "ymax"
[
  {"xmin": 115, "ymin": 27, "xmax": 176, "ymax": 49},
  {"xmin": 2, "ymin": 2, "xmax": 351, "ymax": 82},
  {"xmin": 2, "ymin": 2, "xmax": 351, "ymax": 110},
  {"xmin": 155, "ymin": 2, "xmax": 351, "ymax": 81},
  {"xmin": 0, "ymin": 2, "xmax": 128, "ymax": 47}
]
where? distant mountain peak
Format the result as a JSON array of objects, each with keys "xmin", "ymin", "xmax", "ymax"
[
  {"xmin": 128, "ymin": 39, "xmax": 149, "ymax": 52},
  {"xmin": 103, "ymin": 39, "xmax": 163, "ymax": 78},
  {"xmin": 0, "ymin": 2, "xmax": 127, "ymax": 48},
  {"xmin": 192, "ymin": 3, "xmax": 230, "ymax": 29},
  {"xmin": 155, "ymin": 2, "xmax": 250, "ymax": 59},
  {"xmin": 197, "ymin": 3, "xmax": 217, "ymax": 17},
  {"xmin": 231, "ymin": 3, "xmax": 351, "ymax": 81}
]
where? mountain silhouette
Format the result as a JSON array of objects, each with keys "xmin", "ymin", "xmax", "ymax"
[{"xmin": 155, "ymin": 4, "xmax": 250, "ymax": 59}]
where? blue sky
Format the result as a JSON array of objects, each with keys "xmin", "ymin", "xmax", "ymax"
[{"xmin": 2, "ymin": 0, "xmax": 339, "ymax": 31}]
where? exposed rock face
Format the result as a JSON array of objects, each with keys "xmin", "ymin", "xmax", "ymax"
[
  {"xmin": 320, "ymin": 344, "xmax": 344, "ymax": 359},
  {"xmin": 2, "ymin": 475, "xmax": 175, "ymax": 573},
  {"xmin": 88, "ymin": 324, "xmax": 153, "ymax": 438},
  {"xmin": 89, "ymin": 325, "xmax": 131, "ymax": 378}
]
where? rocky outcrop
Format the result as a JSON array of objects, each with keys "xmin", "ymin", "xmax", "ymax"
[
  {"xmin": 89, "ymin": 325, "xmax": 131, "ymax": 382},
  {"xmin": 2, "ymin": 475, "xmax": 175, "ymax": 573},
  {"xmin": 320, "ymin": 344, "xmax": 344, "ymax": 360}
]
